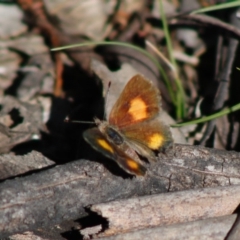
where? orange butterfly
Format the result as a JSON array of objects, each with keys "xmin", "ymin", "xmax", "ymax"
[{"xmin": 83, "ymin": 74, "xmax": 172, "ymax": 176}]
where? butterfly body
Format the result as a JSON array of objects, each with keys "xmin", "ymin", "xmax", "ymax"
[
  {"xmin": 95, "ymin": 118, "xmax": 124, "ymax": 146},
  {"xmin": 83, "ymin": 74, "xmax": 173, "ymax": 176}
]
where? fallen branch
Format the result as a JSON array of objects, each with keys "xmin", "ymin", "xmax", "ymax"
[
  {"xmin": 1, "ymin": 144, "xmax": 240, "ymax": 237},
  {"xmin": 91, "ymin": 185, "xmax": 240, "ymax": 236},
  {"xmin": 96, "ymin": 215, "xmax": 237, "ymax": 240}
]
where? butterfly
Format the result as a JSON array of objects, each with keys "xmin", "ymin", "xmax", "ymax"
[{"xmin": 83, "ymin": 74, "xmax": 173, "ymax": 176}]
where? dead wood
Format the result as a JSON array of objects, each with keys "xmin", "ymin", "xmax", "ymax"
[
  {"xmin": 0, "ymin": 151, "xmax": 54, "ymax": 180},
  {"xmin": 91, "ymin": 185, "xmax": 240, "ymax": 236},
  {"xmin": 8, "ymin": 231, "xmax": 50, "ymax": 240},
  {"xmin": 97, "ymin": 215, "xmax": 237, "ymax": 240},
  {"xmin": 155, "ymin": 144, "xmax": 240, "ymax": 191},
  {"xmin": 80, "ymin": 225, "xmax": 103, "ymax": 240},
  {"xmin": 199, "ymin": 10, "xmax": 240, "ymax": 146},
  {"xmin": 227, "ymin": 213, "xmax": 240, "ymax": 240},
  {"xmin": 170, "ymin": 14, "xmax": 240, "ymax": 41},
  {"xmin": 1, "ymin": 144, "xmax": 240, "ymax": 237},
  {"xmin": 0, "ymin": 159, "xmax": 165, "ymax": 238}
]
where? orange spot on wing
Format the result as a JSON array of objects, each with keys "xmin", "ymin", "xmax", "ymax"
[
  {"xmin": 126, "ymin": 159, "xmax": 139, "ymax": 170},
  {"xmin": 97, "ymin": 139, "xmax": 114, "ymax": 153},
  {"xmin": 148, "ymin": 133, "xmax": 164, "ymax": 149},
  {"xmin": 128, "ymin": 97, "xmax": 147, "ymax": 121}
]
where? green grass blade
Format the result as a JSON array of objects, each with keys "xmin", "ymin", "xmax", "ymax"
[
  {"xmin": 191, "ymin": 1, "xmax": 240, "ymax": 15},
  {"xmin": 172, "ymin": 102, "xmax": 240, "ymax": 127},
  {"xmin": 159, "ymin": 0, "xmax": 186, "ymax": 119}
]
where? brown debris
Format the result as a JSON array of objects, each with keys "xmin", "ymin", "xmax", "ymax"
[
  {"xmin": 0, "ymin": 95, "xmax": 43, "ymax": 154},
  {"xmin": 2, "ymin": 1, "xmax": 240, "ymax": 239},
  {"xmin": 17, "ymin": 0, "xmax": 64, "ymax": 96}
]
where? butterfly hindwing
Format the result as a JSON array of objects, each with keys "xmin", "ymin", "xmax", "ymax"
[
  {"xmin": 83, "ymin": 128, "xmax": 146, "ymax": 176},
  {"xmin": 122, "ymin": 118, "xmax": 173, "ymax": 159}
]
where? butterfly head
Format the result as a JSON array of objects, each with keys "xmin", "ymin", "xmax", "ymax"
[{"xmin": 94, "ymin": 117, "xmax": 107, "ymax": 132}]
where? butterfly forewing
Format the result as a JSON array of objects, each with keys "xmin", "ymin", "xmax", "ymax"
[
  {"xmin": 83, "ymin": 128, "xmax": 146, "ymax": 176},
  {"xmin": 83, "ymin": 128, "xmax": 115, "ymax": 160},
  {"xmin": 109, "ymin": 75, "xmax": 161, "ymax": 128}
]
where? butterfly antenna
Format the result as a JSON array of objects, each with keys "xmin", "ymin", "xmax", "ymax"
[
  {"xmin": 103, "ymin": 81, "xmax": 112, "ymax": 119},
  {"xmin": 64, "ymin": 103, "xmax": 95, "ymax": 124},
  {"xmin": 64, "ymin": 116, "xmax": 95, "ymax": 124}
]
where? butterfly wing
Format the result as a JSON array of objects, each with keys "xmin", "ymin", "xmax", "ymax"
[
  {"xmin": 83, "ymin": 128, "xmax": 146, "ymax": 176},
  {"xmin": 108, "ymin": 74, "xmax": 161, "ymax": 128},
  {"xmin": 122, "ymin": 118, "xmax": 173, "ymax": 160},
  {"xmin": 108, "ymin": 74, "xmax": 172, "ymax": 159}
]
